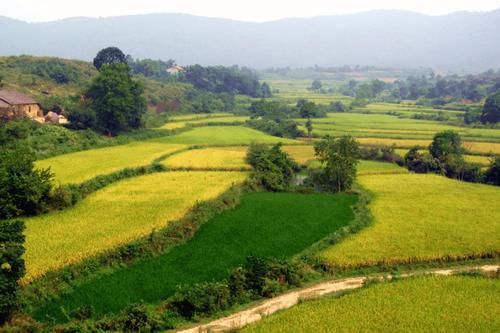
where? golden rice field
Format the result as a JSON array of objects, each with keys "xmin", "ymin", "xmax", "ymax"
[
  {"xmin": 36, "ymin": 142, "xmax": 186, "ymax": 184},
  {"xmin": 242, "ymin": 276, "xmax": 500, "ymax": 333},
  {"xmin": 357, "ymin": 160, "xmax": 409, "ymax": 176},
  {"xmin": 357, "ymin": 137, "xmax": 500, "ymax": 155},
  {"xmin": 163, "ymin": 147, "xmax": 250, "ymax": 170},
  {"xmin": 318, "ymin": 173, "xmax": 500, "ymax": 268},
  {"xmin": 23, "ymin": 171, "xmax": 248, "ymax": 281},
  {"xmin": 162, "ymin": 145, "xmax": 316, "ymax": 169}
]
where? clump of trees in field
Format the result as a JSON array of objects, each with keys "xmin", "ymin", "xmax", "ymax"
[
  {"xmin": 246, "ymin": 143, "xmax": 299, "ymax": 191},
  {"xmin": 480, "ymin": 92, "xmax": 500, "ymax": 124},
  {"xmin": 309, "ymin": 136, "xmax": 360, "ymax": 192},
  {"xmin": 405, "ymin": 130, "xmax": 499, "ymax": 185},
  {"xmin": 184, "ymin": 65, "xmax": 271, "ymax": 98}
]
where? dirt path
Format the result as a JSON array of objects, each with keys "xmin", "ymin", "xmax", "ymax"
[{"xmin": 176, "ymin": 264, "xmax": 499, "ymax": 333}]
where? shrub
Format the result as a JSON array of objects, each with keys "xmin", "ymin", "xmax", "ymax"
[
  {"xmin": 167, "ymin": 282, "xmax": 232, "ymax": 319},
  {"xmin": 0, "ymin": 220, "xmax": 26, "ymax": 324},
  {"xmin": 404, "ymin": 147, "xmax": 443, "ymax": 174}
]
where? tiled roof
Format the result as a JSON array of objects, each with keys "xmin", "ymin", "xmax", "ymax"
[{"xmin": 0, "ymin": 90, "xmax": 38, "ymax": 105}]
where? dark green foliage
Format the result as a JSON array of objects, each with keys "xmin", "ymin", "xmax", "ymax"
[
  {"xmin": 34, "ymin": 192, "xmax": 356, "ymax": 321},
  {"xmin": 312, "ymin": 136, "xmax": 360, "ymax": 192},
  {"xmin": 184, "ymin": 65, "xmax": 268, "ymax": 97},
  {"xmin": 485, "ymin": 156, "xmax": 500, "ymax": 185},
  {"xmin": 66, "ymin": 104, "xmax": 97, "ymax": 130},
  {"xmin": 311, "ymin": 80, "xmax": 322, "ymax": 91},
  {"xmin": 298, "ymin": 101, "xmax": 326, "ymax": 118},
  {"xmin": 429, "ymin": 131, "xmax": 463, "ymax": 160},
  {"xmin": 0, "ymin": 220, "xmax": 26, "ymax": 324},
  {"xmin": 246, "ymin": 119, "xmax": 303, "ymax": 138},
  {"xmin": 127, "ymin": 56, "xmax": 175, "ymax": 80},
  {"xmin": 481, "ymin": 92, "xmax": 500, "ymax": 124},
  {"xmin": 305, "ymin": 118, "xmax": 313, "ymax": 137},
  {"xmin": 360, "ymin": 146, "xmax": 403, "ymax": 165},
  {"xmin": 93, "ymin": 47, "xmax": 127, "ymax": 70},
  {"xmin": 0, "ymin": 144, "xmax": 53, "ymax": 219},
  {"xmin": 404, "ymin": 147, "xmax": 442, "ymax": 174},
  {"xmin": 329, "ymin": 101, "xmax": 348, "ymax": 112},
  {"xmin": 246, "ymin": 143, "xmax": 299, "ymax": 191},
  {"xmin": 168, "ymin": 282, "xmax": 231, "ymax": 319},
  {"xmin": 185, "ymin": 90, "xmax": 233, "ymax": 113},
  {"xmin": 85, "ymin": 63, "xmax": 147, "ymax": 135}
]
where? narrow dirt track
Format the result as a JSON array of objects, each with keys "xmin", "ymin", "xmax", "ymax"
[{"xmin": 176, "ymin": 264, "xmax": 499, "ymax": 333}]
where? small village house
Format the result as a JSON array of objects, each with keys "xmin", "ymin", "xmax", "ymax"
[
  {"xmin": 166, "ymin": 64, "xmax": 185, "ymax": 75},
  {"xmin": 0, "ymin": 90, "xmax": 44, "ymax": 122}
]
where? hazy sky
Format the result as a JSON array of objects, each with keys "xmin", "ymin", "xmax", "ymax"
[{"xmin": 2, "ymin": 0, "xmax": 500, "ymax": 22}]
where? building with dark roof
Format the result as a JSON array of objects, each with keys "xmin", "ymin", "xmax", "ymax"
[{"xmin": 0, "ymin": 90, "xmax": 43, "ymax": 122}]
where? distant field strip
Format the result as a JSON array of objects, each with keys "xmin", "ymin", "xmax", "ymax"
[
  {"xmin": 241, "ymin": 276, "xmax": 500, "ymax": 333},
  {"xmin": 163, "ymin": 145, "xmax": 316, "ymax": 170},
  {"xmin": 298, "ymin": 113, "xmax": 500, "ymax": 143},
  {"xmin": 36, "ymin": 142, "xmax": 186, "ymax": 184},
  {"xmin": 34, "ymin": 192, "xmax": 357, "ymax": 321},
  {"xmin": 160, "ymin": 116, "xmax": 250, "ymax": 130},
  {"xmin": 154, "ymin": 126, "xmax": 299, "ymax": 145},
  {"xmin": 356, "ymin": 137, "xmax": 500, "ymax": 155},
  {"xmin": 24, "ymin": 171, "xmax": 247, "ymax": 281},
  {"xmin": 319, "ymin": 173, "xmax": 500, "ymax": 268},
  {"xmin": 357, "ymin": 160, "xmax": 409, "ymax": 176}
]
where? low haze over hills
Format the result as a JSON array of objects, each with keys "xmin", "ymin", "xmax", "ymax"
[{"xmin": 1, "ymin": 9, "xmax": 500, "ymax": 72}]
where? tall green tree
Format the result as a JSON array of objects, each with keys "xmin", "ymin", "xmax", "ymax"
[
  {"xmin": 85, "ymin": 63, "xmax": 146, "ymax": 136},
  {"xmin": 312, "ymin": 136, "xmax": 360, "ymax": 192},
  {"xmin": 481, "ymin": 92, "xmax": 500, "ymax": 124},
  {"xmin": 93, "ymin": 47, "xmax": 127, "ymax": 70},
  {"xmin": 305, "ymin": 117, "xmax": 313, "ymax": 138},
  {"xmin": 311, "ymin": 80, "xmax": 322, "ymax": 91},
  {"xmin": 0, "ymin": 220, "xmax": 25, "ymax": 324},
  {"xmin": 485, "ymin": 156, "xmax": 500, "ymax": 185},
  {"xmin": 429, "ymin": 131, "xmax": 463, "ymax": 160}
]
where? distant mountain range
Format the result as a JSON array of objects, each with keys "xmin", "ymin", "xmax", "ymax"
[{"xmin": 1, "ymin": 9, "xmax": 500, "ymax": 72}]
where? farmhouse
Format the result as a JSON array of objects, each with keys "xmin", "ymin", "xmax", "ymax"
[
  {"xmin": 0, "ymin": 90, "xmax": 43, "ymax": 122},
  {"xmin": 166, "ymin": 64, "xmax": 185, "ymax": 75}
]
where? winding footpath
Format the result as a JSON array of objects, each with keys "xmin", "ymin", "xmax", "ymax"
[{"xmin": 177, "ymin": 264, "xmax": 499, "ymax": 333}]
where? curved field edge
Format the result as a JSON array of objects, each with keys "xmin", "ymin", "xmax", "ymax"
[
  {"xmin": 32, "ymin": 192, "xmax": 358, "ymax": 322},
  {"xmin": 23, "ymin": 171, "xmax": 248, "ymax": 282},
  {"xmin": 318, "ymin": 173, "xmax": 500, "ymax": 268},
  {"xmin": 240, "ymin": 274, "xmax": 500, "ymax": 333}
]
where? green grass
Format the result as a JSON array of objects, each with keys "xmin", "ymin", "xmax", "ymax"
[
  {"xmin": 23, "ymin": 172, "xmax": 247, "ymax": 281},
  {"xmin": 319, "ymin": 173, "xmax": 500, "ymax": 268},
  {"xmin": 241, "ymin": 275, "xmax": 500, "ymax": 333},
  {"xmin": 154, "ymin": 126, "xmax": 298, "ymax": 145},
  {"xmin": 36, "ymin": 142, "xmax": 186, "ymax": 184},
  {"xmin": 34, "ymin": 192, "xmax": 357, "ymax": 322}
]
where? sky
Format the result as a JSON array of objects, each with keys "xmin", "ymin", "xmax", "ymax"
[{"xmin": 2, "ymin": 0, "xmax": 500, "ymax": 22}]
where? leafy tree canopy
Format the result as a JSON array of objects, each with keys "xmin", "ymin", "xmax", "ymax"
[
  {"xmin": 481, "ymin": 92, "xmax": 500, "ymax": 124},
  {"xmin": 429, "ymin": 130, "xmax": 463, "ymax": 160},
  {"xmin": 93, "ymin": 47, "xmax": 127, "ymax": 70},
  {"xmin": 85, "ymin": 63, "xmax": 146, "ymax": 136}
]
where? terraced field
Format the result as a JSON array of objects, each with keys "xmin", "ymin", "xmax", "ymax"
[
  {"xmin": 24, "ymin": 171, "xmax": 247, "ymax": 281},
  {"xmin": 36, "ymin": 142, "xmax": 186, "ymax": 184},
  {"xmin": 297, "ymin": 113, "xmax": 500, "ymax": 143},
  {"xmin": 34, "ymin": 192, "xmax": 357, "ymax": 321},
  {"xmin": 241, "ymin": 276, "xmax": 500, "ymax": 333},
  {"xmin": 155, "ymin": 126, "xmax": 298, "ymax": 145},
  {"xmin": 163, "ymin": 145, "xmax": 316, "ymax": 170},
  {"xmin": 160, "ymin": 115, "xmax": 249, "ymax": 130},
  {"xmin": 319, "ymin": 173, "xmax": 500, "ymax": 268},
  {"xmin": 356, "ymin": 137, "xmax": 500, "ymax": 155}
]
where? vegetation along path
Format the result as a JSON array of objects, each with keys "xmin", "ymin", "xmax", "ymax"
[{"xmin": 177, "ymin": 265, "xmax": 499, "ymax": 333}]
